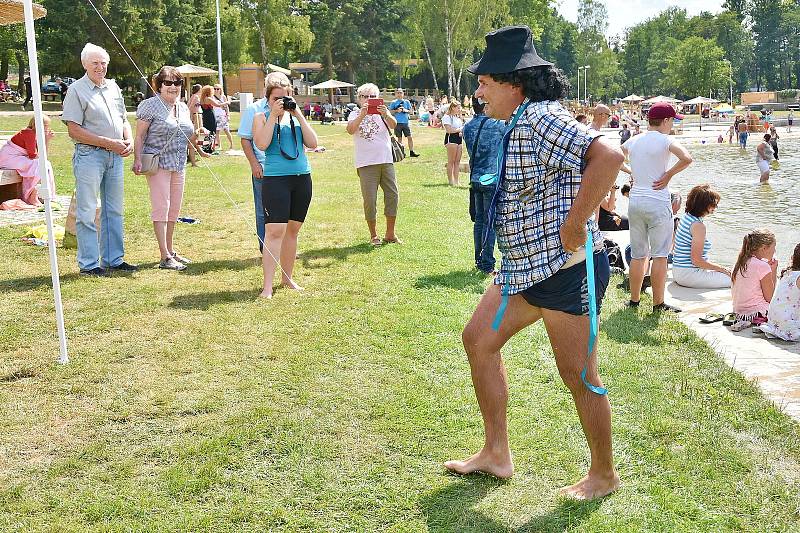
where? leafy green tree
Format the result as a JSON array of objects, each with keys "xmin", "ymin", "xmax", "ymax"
[{"xmin": 664, "ymin": 36, "xmax": 728, "ymax": 98}]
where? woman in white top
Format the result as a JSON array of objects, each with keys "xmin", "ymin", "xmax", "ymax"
[
  {"xmin": 756, "ymin": 133, "xmax": 774, "ymax": 183},
  {"xmin": 212, "ymin": 84, "xmax": 233, "ymax": 151},
  {"xmin": 442, "ymin": 102, "xmax": 464, "ymax": 187},
  {"xmin": 346, "ymin": 83, "xmax": 401, "ymax": 246}
]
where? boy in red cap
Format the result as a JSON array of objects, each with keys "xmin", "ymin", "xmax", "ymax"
[{"xmin": 622, "ymin": 102, "xmax": 693, "ymax": 312}]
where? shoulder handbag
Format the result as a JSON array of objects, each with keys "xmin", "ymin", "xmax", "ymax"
[
  {"xmin": 379, "ymin": 115, "xmax": 406, "ymax": 162},
  {"xmin": 140, "ymin": 104, "xmax": 182, "ymax": 176}
]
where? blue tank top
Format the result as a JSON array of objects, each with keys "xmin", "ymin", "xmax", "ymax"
[{"xmin": 673, "ymin": 213, "xmax": 710, "ymax": 268}]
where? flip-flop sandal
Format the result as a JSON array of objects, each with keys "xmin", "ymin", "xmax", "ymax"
[
  {"xmin": 370, "ymin": 237, "xmax": 383, "ymax": 246},
  {"xmin": 699, "ymin": 313, "xmax": 724, "ymax": 324},
  {"xmin": 722, "ymin": 312, "xmax": 737, "ymax": 326}
]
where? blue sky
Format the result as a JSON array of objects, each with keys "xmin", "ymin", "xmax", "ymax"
[{"xmin": 557, "ymin": 0, "xmax": 726, "ymax": 38}]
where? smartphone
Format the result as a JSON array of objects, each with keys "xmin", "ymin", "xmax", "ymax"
[{"xmin": 367, "ymin": 98, "xmax": 384, "ymax": 114}]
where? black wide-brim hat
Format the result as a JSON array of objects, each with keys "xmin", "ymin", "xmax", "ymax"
[{"xmin": 468, "ymin": 25, "xmax": 552, "ymax": 75}]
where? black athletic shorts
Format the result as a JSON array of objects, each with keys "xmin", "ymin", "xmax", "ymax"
[
  {"xmin": 444, "ymin": 133, "xmax": 463, "ymax": 145},
  {"xmin": 262, "ymin": 173, "xmax": 312, "ymax": 223},
  {"xmin": 394, "ymin": 123, "xmax": 412, "ymax": 138},
  {"xmin": 519, "ymin": 251, "xmax": 610, "ymax": 316}
]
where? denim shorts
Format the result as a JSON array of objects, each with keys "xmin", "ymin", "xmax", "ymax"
[{"xmin": 519, "ymin": 251, "xmax": 610, "ymax": 316}]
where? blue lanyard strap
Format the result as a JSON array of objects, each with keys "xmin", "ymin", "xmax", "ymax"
[
  {"xmin": 582, "ymin": 227, "xmax": 608, "ymax": 396},
  {"xmin": 492, "ymin": 228, "xmax": 608, "ymax": 396}
]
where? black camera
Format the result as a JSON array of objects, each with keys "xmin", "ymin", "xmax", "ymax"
[{"xmin": 282, "ymin": 96, "xmax": 297, "ymax": 110}]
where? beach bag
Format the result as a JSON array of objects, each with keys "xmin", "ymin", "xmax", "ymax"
[
  {"xmin": 140, "ymin": 109, "xmax": 182, "ymax": 175},
  {"xmin": 380, "ymin": 116, "xmax": 406, "ymax": 162},
  {"xmin": 63, "ymin": 190, "xmax": 101, "ymax": 249}
]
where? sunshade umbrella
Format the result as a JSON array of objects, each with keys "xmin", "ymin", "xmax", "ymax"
[
  {"xmin": 681, "ymin": 96, "xmax": 719, "ymax": 106},
  {"xmin": 1, "ymin": 0, "xmax": 68, "ymax": 363},
  {"xmin": 641, "ymin": 95, "xmax": 682, "ymax": 105},
  {"xmin": 681, "ymin": 97, "xmax": 719, "ymax": 131},
  {"xmin": 310, "ymin": 79, "xmax": 355, "ymax": 104},
  {"xmin": 620, "ymin": 94, "xmax": 644, "ymax": 102}
]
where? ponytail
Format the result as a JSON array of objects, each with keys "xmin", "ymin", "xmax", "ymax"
[{"xmin": 732, "ymin": 229, "xmax": 776, "ymax": 281}]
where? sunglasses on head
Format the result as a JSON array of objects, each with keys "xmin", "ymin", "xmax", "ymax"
[{"xmin": 162, "ymin": 79, "xmax": 183, "ymax": 87}]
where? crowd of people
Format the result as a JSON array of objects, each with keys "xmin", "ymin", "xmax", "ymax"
[
  {"xmin": 582, "ymin": 100, "xmax": 799, "ymax": 341},
  {"xmin": 4, "ymin": 31, "xmax": 799, "ymax": 502}
]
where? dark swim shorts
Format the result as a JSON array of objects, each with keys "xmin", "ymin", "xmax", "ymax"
[{"xmin": 519, "ymin": 251, "xmax": 610, "ymax": 316}]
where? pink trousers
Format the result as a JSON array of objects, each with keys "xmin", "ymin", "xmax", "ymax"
[{"xmin": 146, "ymin": 168, "xmax": 185, "ymax": 222}]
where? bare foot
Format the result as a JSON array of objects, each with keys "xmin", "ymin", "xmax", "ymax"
[
  {"xmin": 258, "ymin": 289, "xmax": 273, "ymax": 299},
  {"xmin": 280, "ymin": 280, "xmax": 304, "ymax": 291},
  {"xmin": 444, "ymin": 449, "xmax": 514, "ymax": 479},
  {"xmin": 559, "ymin": 472, "xmax": 620, "ymax": 500}
]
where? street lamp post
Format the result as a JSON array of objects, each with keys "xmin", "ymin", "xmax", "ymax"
[
  {"xmin": 583, "ymin": 65, "xmax": 590, "ymax": 106},
  {"xmin": 577, "ymin": 67, "xmax": 581, "ymax": 104},
  {"xmin": 725, "ymin": 59, "xmax": 733, "ymax": 105}
]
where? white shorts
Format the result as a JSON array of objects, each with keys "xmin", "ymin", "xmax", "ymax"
[
  {"xmin": 628, "ymin": 196, "xmax": 673, "ymax": 259},
  {"xmin": 757, "ymin": 159, "xmax": 770, "ymax": 173},
  {"xmin": 673, "ymin": 267, "xmax": 731, "ymax": 289}
]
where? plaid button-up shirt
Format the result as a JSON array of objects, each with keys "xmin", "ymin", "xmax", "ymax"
[{"xmin": 493, "ymin": 99, "xmax": 602, "ymax": 294}]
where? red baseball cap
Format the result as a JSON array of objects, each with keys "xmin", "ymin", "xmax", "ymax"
[{"xmin": 648, "ymin": 102, "xmax": 683, "ymax": 120}]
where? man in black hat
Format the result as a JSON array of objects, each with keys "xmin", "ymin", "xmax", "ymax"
[{"xmin": 444, "ymin": 25, "xmax": 624, "ymax": 500}]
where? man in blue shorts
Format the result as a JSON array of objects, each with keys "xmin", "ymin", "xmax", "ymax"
[
  {"xmin": 388, "ymin": 89, "xmax": 419, "ymax": 157},
  {"xmin": 444, "ymin": 26, "xmax": 624, "ymax": 500}
]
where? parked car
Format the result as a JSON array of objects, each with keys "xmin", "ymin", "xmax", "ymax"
[{"xmin": 41, "ymin": 80, "xmax": 59, "ymax": 95}]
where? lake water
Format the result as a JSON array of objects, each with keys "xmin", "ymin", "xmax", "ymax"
[{"xmin": 615, "ymin": 138, "xmax": 799, "ymax": 267}]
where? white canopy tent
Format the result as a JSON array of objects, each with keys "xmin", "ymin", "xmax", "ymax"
[{"xmin": 1, "ymin": 0, "xmax": 68, "ymax": 363}]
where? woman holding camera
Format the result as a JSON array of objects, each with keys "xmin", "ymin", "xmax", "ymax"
[
  {"xmin": 133, "ymin": 66, "xmax": 208, "ymax": 270},
  {"xmin": 252, "ymin": 72, "xmax": 318, "ymax": 299},
  {"xmin": 442, "ymin": 101, "xmax": 464, "ymax": 187},
  {"xmin": 346, "ymin": 83, "xmax": 400, "ymax": 246}
]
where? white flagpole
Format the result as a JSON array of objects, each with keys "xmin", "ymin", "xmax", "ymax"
[
  {"xmin": 215, "ymin": 0, "xmax": 223, "ymax": 91},
  {"xmin": 23, "ymin": 0, "xmax": 68, "ymax": 364}
]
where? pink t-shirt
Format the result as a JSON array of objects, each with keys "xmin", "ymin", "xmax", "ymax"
[
  {"xmin": 731, "ymin": 256, "xmax": 773, "ymax": 316},
  {"xmin": 348, "ymin": 110, "xmax": 393, "ymax": 169}
]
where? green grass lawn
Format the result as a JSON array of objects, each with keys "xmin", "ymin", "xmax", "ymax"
[{"xmin": 2, "ymin": 114, "xmax": 800, "ymax": 531}]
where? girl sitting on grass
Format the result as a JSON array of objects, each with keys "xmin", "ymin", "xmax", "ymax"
[
  {"xmin": 730, "ymin": 229, "xmax": 778, "ymax": 329},
  {"xmin": 0, "ymin": 115, "xmax": 55, "ymax": 206},
  {"xmin": 757, "ymin": 243, "xmax": 800, "ymax": 341}
]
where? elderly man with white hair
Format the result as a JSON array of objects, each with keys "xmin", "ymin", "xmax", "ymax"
[{"xmin": 62, "ymin": 43, "xmax": 137, "ymax": 276}]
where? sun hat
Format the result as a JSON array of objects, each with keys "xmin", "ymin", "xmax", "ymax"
[
  {"xmin": 648, "ymin": 102, "xmax": 684, "ymax": 120},
  {"xmin": 468, "ymin": 25, "xmax": 552, "ymax": 75}
]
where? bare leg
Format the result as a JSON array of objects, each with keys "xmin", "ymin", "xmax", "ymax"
[
  {"xmin": 444, "ymin": 284, "xmax": 542, "ymax": 478},
  {"xmin": 260, "ymin": 222, "xmax": 286, "ymax": 298},
  {"xmin": 165, "ymin": 221, "xmax": 176, "ymax": 257},
  {"xmin": 153, "ymin": 221, "xmax": 169, "ymax": 260},
  {"xmin": 225, "ymin": 129, "xmax": 234, "ymax": 150},
  {"xmin": 629, "ymin": 257, "xmax": 648, "ymax": 303},
  {"xmin": 408, "ymin": 136, "xmax": 415, "ymax": 153},
  {"xmin": 541, "ymin": 309, "xmax": 619, "ymax": 500},
  {"xmin": 366, "ymin": 219, "xmax": 378, "ymax": 241},
  {"xmin": 279, "ymin": 220, "xmax": 304, "ymax": 290},
  {"xmin": 188, "ymin": 145, "xmax": 197, "ymax": 167},
  {"xmin": 454, "ymin": 145, "xmax": 463, "ymax": 187},
  {"xmin": 385, "ymin": 215, "xmax": 397, "ymax": 241},
  {"xmin": 760, "ymin": 171, "xmax": 770, "ymax": 183},
  {"xmin": 650, "ymin": 257, "xmax": 668, "ymax": 306}
]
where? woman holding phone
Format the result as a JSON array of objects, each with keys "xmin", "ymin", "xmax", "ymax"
[
  {"xmin": 346, "ymin": 83, "xmax": 401, "ymax": 246},
  {"xmin": 442, "ymin": 101, "xmax": 464, "ymax": 187},
  {"xmin": 252, "ymin": 72, "xmax": 319, "ymax": 299}
]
